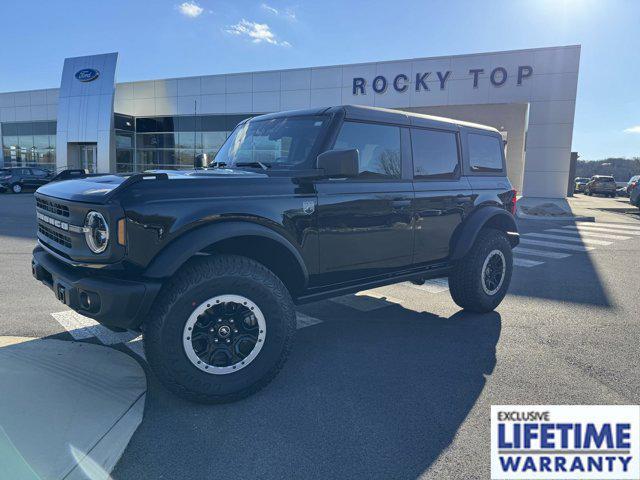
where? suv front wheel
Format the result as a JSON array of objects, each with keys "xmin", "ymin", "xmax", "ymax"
[
  {"xmin": 448, "ymin": 228, "xmax": 513, "ymax": 313},
  {"xmin": 143, "ymin": 254, "xmax": 296, "ymax": 403}
]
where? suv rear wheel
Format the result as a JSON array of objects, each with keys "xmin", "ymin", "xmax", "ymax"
[
  {"xmin": 143, "ymin": 254, "xmax": 296, "ymax": 403},
  {"xmin": 11, "ymin": 183, "xmax": 22, "ymax": 194},
  {"xmin": 448, "ymin": 228, "xmax": 513, "ymax": 313}
]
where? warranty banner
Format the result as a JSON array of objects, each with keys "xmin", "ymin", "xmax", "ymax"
[{"xmin": 491, "ymin": 405, "xmax": 640, "ymax": 479}]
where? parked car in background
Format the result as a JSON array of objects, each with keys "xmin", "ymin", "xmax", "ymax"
[
  {"xmin": 0, "ymin": 167, "xmax": 54, "ymax": 193},
  {"xmin": 584, "ymin": 175, "xmax": 617, "ymax": 197},
  {"xmin": 616, "ymin": 186, "xmax": 629, "ymax": 197},
  {"xmin": 630, "ymin": 177, "xmax": 640, "ymax": 209},
  {"xmin": 574, "ymin": 177, "xmax": 590, "ymax": 193}
]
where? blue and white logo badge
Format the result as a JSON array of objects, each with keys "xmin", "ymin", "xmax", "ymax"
[
  {"xmin": 491, "ymin": 405, "xmax": 640, "ymax": 479},
  {"xmin": 75, "ymin": 68, "xmax": 100, "ymax": 82}
]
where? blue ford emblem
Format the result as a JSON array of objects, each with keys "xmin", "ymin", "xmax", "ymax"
[{"xmin": 75, "ymin": 68, "xmax": 100, "ymax": 82}]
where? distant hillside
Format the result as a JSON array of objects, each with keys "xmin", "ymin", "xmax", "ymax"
[{"xmin": 575, "ymin": 157, "xmax": 640, "ymax": 182}]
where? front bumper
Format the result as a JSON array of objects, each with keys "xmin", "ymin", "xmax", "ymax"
[{"xmin": 32, "ymin": 246, "xmax": 162, "ymax": 330}]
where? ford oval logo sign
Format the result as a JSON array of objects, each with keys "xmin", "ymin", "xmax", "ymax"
[{"xmin": 75, "ymin": 68, "xmax": 100, "ymax": 82}]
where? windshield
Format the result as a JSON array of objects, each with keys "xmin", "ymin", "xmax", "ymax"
[
  {"xmin": 596, "ymin": 176, "xmax": 615, "ymax": 182},
  {"xmin": 212, "ymin": 115, "xmax": 328, "ymax": 169}
]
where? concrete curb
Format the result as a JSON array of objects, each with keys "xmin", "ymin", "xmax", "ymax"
[{"xmin": 0, "ymin": 337, "xmax": 146, "ymax": 480}]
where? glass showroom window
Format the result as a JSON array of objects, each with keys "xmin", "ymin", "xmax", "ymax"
[
  {"xmin": 130, "ymin": 114, "xmax": 253, "ymax": 171},
  {"xmin": 1, "ymin": 121, "xmax": 55, "ymax": 169}
]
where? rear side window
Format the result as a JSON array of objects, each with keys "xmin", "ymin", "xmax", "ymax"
[
  {"xmin": 333, "ymin": 121, "xmax": 401, "ymax": 179},
  {"xmin": 468, "ymin": 133, "xmax": 504, "ymax": 173},
  {"xmin": 411, "ymin": 128, "xmax": 459, "ymax": 179}
]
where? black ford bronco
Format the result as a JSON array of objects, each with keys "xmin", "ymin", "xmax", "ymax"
[{"xmin": 32, "ymin": 105, "xmax": 518, "ymax": 403}]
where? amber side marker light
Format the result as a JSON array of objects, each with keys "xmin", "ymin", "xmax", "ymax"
[{"xmin": 117, "ymin": 218, "xmax": 126, "ymax": 246}]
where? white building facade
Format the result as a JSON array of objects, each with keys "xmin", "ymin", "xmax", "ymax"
[{"xmin": 0, "ymin": 45, "xmax": 580, "ymax": 198}]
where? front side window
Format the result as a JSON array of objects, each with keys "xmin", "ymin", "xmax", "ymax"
[
  {"xmin": 411, "ymin": 128, "xmax": 459, "ymax": 179},
  {"xmin": 213, "ymin": 116, "xmax": 328, "ymax": 169},
  {"xmin": 333, "ymin": 121, "xmax": 401, "ymax": 179},
  {"xmin": 468, "ymin": 133, "xmax": 504, "ymax": 173}
]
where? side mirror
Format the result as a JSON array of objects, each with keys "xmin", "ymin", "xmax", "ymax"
[{"xmin": 317, "ymin": 149, "xmax": 359, "ymax": 178}]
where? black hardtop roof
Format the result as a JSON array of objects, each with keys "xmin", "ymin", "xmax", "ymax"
[{"xmin": 250, "ymin": 105, "xmax": 499, "ymax": 133}]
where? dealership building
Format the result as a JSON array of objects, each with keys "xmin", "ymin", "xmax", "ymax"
[{"xmin": 0, "ymin": 45, "xmax": 580, "ymax": 198}]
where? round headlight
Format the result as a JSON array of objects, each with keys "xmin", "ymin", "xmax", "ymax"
[{"xmin": 84, "ymin": 211, "xmax": 109, "ymax": 253}]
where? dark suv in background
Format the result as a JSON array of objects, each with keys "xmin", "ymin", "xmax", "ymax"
[
  {"xmin": 1, "ymin": 167, "xmax": 53, "ymax": 193},
  {"xmin": 584, "ymin": 175, "xmax": 617, "ymax": 197},
  {"xmin": 32, "ymin": 105, "xmax": 518, "ymax": 403}
]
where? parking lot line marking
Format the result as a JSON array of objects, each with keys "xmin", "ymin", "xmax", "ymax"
[
  {"xmin": 562, "ymin": 225, "xmax": 640, "ymax": 236},
  {"xmin": 512, "ymin": 247, "xmax": 571, "ymax": 259},
  {"xmin": 52, "ymin": 311, "xmax": 145, "ymax": 358},
  {"xmin": 576, "ymin": 221, "xmax": 640, "ymax": 231},
  {"xmin": 331, "ymin": 294, "xmax": 391, "ymax": 312},
  {"xmin": 513, "ymin": 258, "xmax": 544, "ymax": 267},
  {"xmin": 544, "ymin": 228, "xmax": 631, "ymax": 240},
  {"xmin": 523, "ymin": 233, "xmax": 612, "ymax": 246},
  {"xmin": 519, "ymin": 238, "xmax": 594, "ymax": 251},
  {"xmin": 296, "ymin": 313, "xmax": 323, "ymax": 329},
  {"xmin": 51, "ymin": 311, "xmax": 101, "ymax": 341},
  {"xmin": 404, "ymin": 278, "xmax": 450, "ymax": 293}
]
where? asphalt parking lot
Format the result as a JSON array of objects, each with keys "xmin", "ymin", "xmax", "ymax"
[{"xmin": 1, "ymin": 192, "xmax": 639, "ymax": 479}]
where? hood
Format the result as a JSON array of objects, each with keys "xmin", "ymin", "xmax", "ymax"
[
  {"xmin": 36, "ymin": 168, "xmax": 268, "ymax": 203},
  {"xmin": 36, "ymin": 175, "xmax": 126, "ymax": 203}
]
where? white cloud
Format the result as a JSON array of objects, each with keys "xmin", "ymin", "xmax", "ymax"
[
  {"xmin": 261, "ymin": 3, "xmax": 297, "ymax": 21},
  {"xmin": 261, "ymin": 3, "xmax": 279, "ymax": 14},
  {"xmin": 624, "ymin": 125, "xmax": 640, "ymax": 134},
  {"xmin": 177, "ymin": 2, "xmax": 204, "ymax": 18},
  {"xmin": 225, "ymin": 19, "xmax": 291, "ymax": 46}
]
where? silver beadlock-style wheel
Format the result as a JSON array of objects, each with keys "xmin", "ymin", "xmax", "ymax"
[
  {"xmin": 448, "ymin": 228, "xmax": 513, "ymax": 313},
  {"xmin": 481, "ymin": 249, "xmax": 506, "ymax": 296},
  {"xmin": 183, "ymin": 294, "xmax": 267, "ymax": 375}
]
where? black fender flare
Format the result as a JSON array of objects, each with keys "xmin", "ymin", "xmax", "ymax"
[
  {"xmin": 143, "ymin": 221, "xmax": 309, "ymax": 285},
  {"xmin": 450, "ymin": 207, "xmax": 519, "ymax": 261}
]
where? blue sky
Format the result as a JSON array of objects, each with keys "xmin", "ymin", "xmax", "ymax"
[{"xmin": 0, "ymin": 0, "xmax": 638, "ymax": 160}]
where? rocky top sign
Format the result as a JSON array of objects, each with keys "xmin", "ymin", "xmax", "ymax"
[{"xmin": 352, "ymin": 65, "xmax": 533, "ymax": 95}]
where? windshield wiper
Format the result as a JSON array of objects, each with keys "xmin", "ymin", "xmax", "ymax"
[{"xmin": 235, "ymin": 161, "xmax": 271, "ymax": 171}]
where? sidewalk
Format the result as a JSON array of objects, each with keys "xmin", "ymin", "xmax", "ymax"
[
  {"xmin": 0, "ymin": 336, "xmax": 146, "ymax": 480},
  {"xmin": 517, "ymin": 194, "xmax": 639, "ymax": 223}
]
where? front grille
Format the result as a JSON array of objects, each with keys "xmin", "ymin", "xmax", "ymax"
[
  {"xmin": 36, "ymin": 197, "xmax": 70, "ymax": 217},
  {"xmin": 38, "ymin": 224, "xmax": 72, "ymax": 248}
]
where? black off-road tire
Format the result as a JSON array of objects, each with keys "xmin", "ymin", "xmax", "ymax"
[
  {"xmin": 448, "ymin": 228, "xmax": 513, "ymax": 313},
  {"xmin": 143, "ymin": 254, "xmax": 296, "ymax": 404}
]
